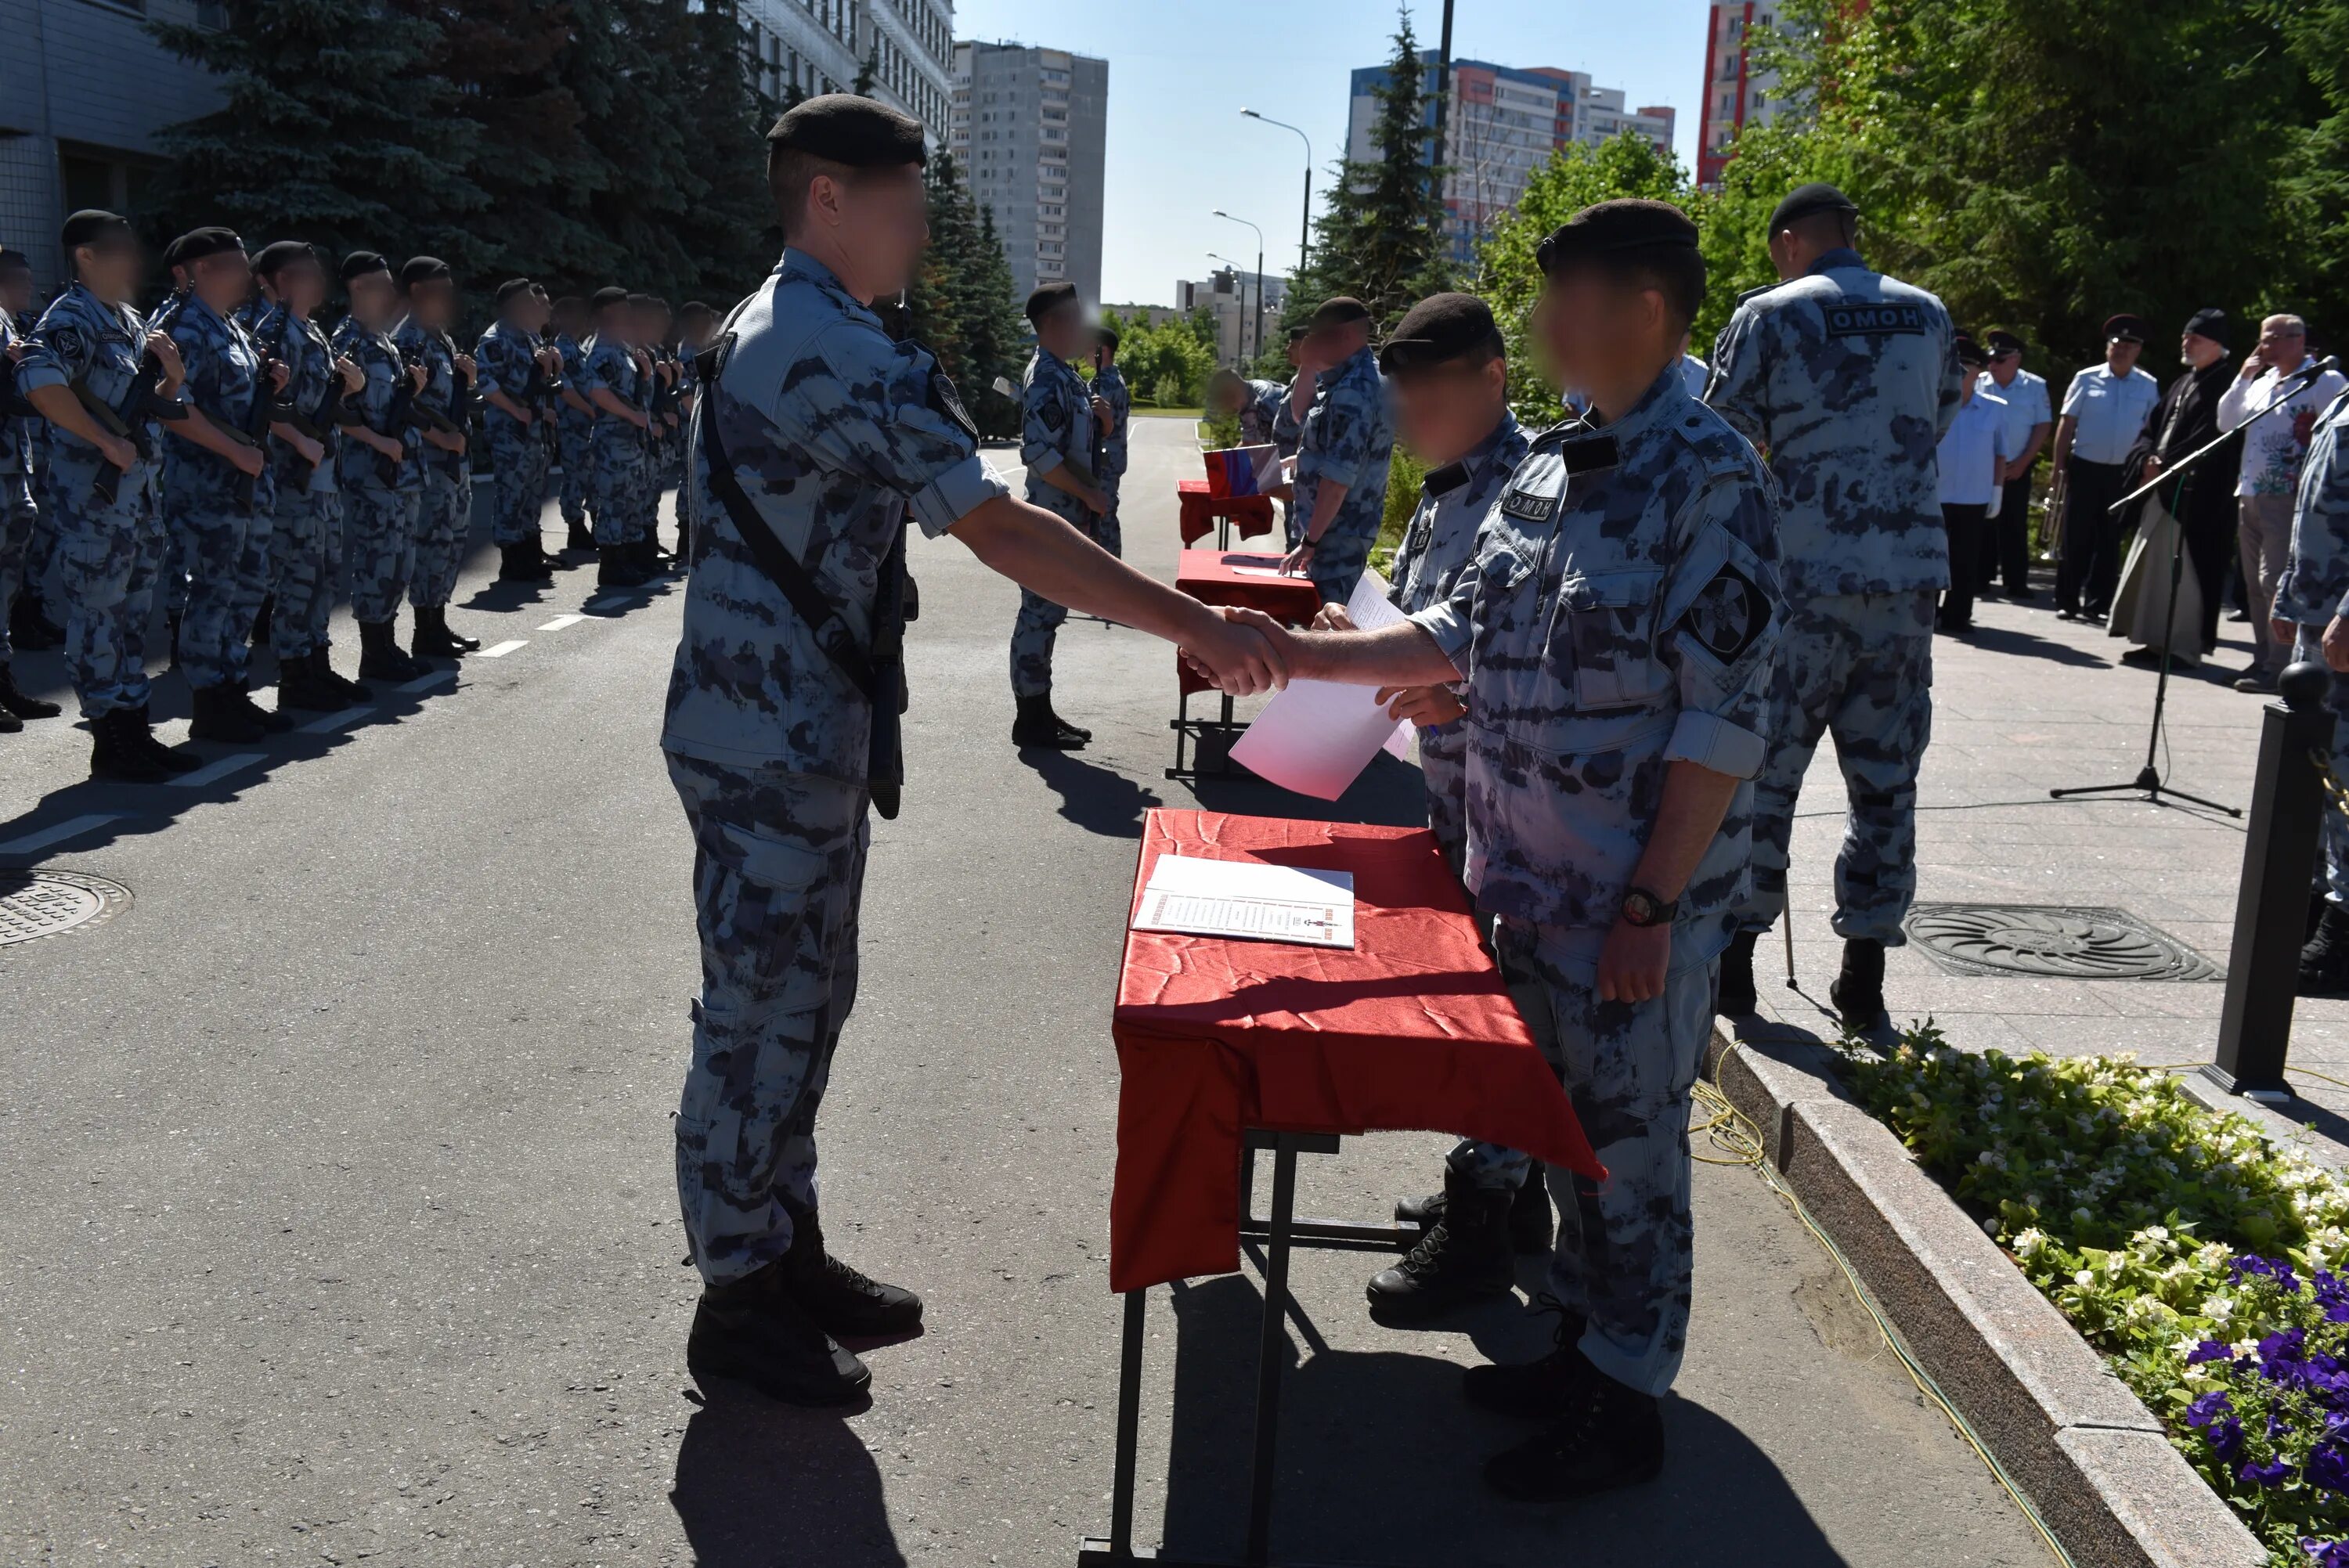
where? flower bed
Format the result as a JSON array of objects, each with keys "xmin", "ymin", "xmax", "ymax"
[{"xmin": 1845, "ymin": 1029, "xmax": 2349, "ymax": 1566}]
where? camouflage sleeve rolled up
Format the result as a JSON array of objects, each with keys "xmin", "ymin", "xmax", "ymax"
[
  {"xmin": 2275, "ymin": 394, "xmax": 2349, "ymax": 625},
  {"xmin": 777, "ymin": 321, "xmax": 1009, "ymax": 540}
]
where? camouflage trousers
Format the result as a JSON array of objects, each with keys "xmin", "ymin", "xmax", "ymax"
[
  {"xmin": 2297, "ymin": 630, "xmax": 2349, "ymax": 906},
  {"xmin": 1307, "ymin": 526, "xmax": 1373, "ymax": 606},
  {"xmin": 591, "ymin": 438, "xmax": 647, "ymax": 548},
  {"xmin": 54, "ymin": 477, "xmax": 165, "ymax": 719},
  {"xmin": 1497, "ymin": 916, "xmax": 1721, "ymax": 1396},
  {"xmin": 1737, "ymin": 590, "xmax": 1936, "ymax": 946},
  {"xmin": 488, "ymin": 426, "xmax": 547, "ymax": 546},
  {"xmin": 558, "ymin": 420, "xmax": 593, "ymax": 528},
  {"xmin": 1010, "ymin": 493, "xmax": 1101, "ymax": 697},
  {"xmin": 226, "ymin": 504, "xmax": 276, "ymax": 688},
  {"xmin": 667, "ymin": 753, "xmax": 871, "ymax": 1285},
  {"xmin": 1098, "ymin": 475, "xmax": 1124, "ymax": 560},
  {"xmin": 345, "ymin": 483, "xmax": 420, "ymax": 624},
  {"xmin": 269, "ymin": 487, "xmax": 341, "ymax": 661},
  {"xmin": 0, "ymin": 474, "xmax": 35, "ymax": 662},
  {"xmin": 170, "ymin": 505, "xmax": 261, "ymax": 691},
  {"xmin": 410, "ymin": 456, "xmax": 471, "ymax": 611}
]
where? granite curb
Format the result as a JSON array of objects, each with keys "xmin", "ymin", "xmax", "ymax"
[{"xmin": 1705, "ymin": 1022, "xmax": 2268, "ymax": 1568}]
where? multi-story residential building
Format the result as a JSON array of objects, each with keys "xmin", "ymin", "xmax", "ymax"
[
  {"xmin": 735, "ymin": 0, "xmax": 954, "ymax": 143},
  {"xmin": 0, "ymin": 0, "xmax": 226, "ymax": 292},
  {"xmin": 1698, "ymin": 1, "xmax": 1791, "ymax": 189},
  {"xmin": 1345, "ymin": 60, "xmax": 1676, "ymax": 265},
  {"xmin": 1176, "ymin": 269, "xmax": 1289, "ymax": 369},
  {"xmin": 947, "ymin": 40, "xmax": 1107, "ymax": 305}
]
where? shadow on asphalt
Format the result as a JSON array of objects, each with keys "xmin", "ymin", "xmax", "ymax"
[
  {"xmin": 1951, "ymin": 621, "xmax": 2108, "ymax": 669},
  {"xmin": 670, "ymin": 1389, "xmax": 907, "ymax": 1566},
  {"xmin": 1154, "ymin": 1273, "xmax": 1850, "ymax": 1566},
  {"xmin": 1023, "ymin": 746, "xmax": 1166, "ymax": 838}
]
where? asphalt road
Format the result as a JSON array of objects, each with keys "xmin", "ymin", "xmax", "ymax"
[{"xmin": 0, "ymin": 416, "xmax": 2045, "ymax": 1566}]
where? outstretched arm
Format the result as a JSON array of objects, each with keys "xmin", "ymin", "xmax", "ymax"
[{"xmin": 1215, "ymin": 607, "xmax": 1460, "ymax": 689}]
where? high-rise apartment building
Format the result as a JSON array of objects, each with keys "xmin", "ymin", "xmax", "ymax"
[
  {"xmin": 735, "ymin": 0, "xmax": 956, "ymax": 143},
  {"xmin": 1698, "ymin": 1, "xmax": 1791, "ymax": 189},
  {"xmin": 1345, "ymin": 61, "xmax": 1676, "ymax": 265},
  {"xmin": 947, "ymin": 41, "xmax": 1108, "ymax": 305}
]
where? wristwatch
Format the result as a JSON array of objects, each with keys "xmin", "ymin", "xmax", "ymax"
[{"xmin": 1618, "ymin": 887, "xmax": 1678, "ymax": 928}]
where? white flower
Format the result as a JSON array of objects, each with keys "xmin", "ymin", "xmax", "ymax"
[
  {"xmin": 2075, "ymin": 1270, "xmax": 2097, "ymax": 1288},
  {"xmin": 2013, "ymin": 1228, "xmax": 2047, "ymax": 1257},
  {"xmin": 2205, "ymin": 1295, "xmax": 2235, "ymax": 1324}
]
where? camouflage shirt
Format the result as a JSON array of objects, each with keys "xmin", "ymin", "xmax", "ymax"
[
  {"xmin": 249, "ymin": 299, "xmax": 337, "ymax": 492},
  {"xmin": 2273, "ymin": 391, "xmax": 2349, "ymax": 627},
  {"xmin": 1294, "ymin": 344, "xmax": 1395, "ymax": 551},
  {"xmin": 392, "ymin": 315, "xmax": 464, "ymax": 472},
  {"xmin": 556, "ymin": 334, "xmax": 592, "ymax": 431},
  {"xmin": 1412, "ymin": 367, "xmax": 1784, "ymax": 935},
  {"xmin": 1705, "ymin": 247, "xmax": 1963, "ymax": 602},
  {"xmin": 164, "ymin": 291, "xmax": 274, "ymax": 514},
  {"xmin": 474, "ymin": 319, "xmax": 539, "ymax": 434},
  {"xmin": 1020, "ymin": 347, "xmax": 1092, "ymax": 523},
  {"xmin": 1095, "ymin": 362, "xmax": 1131, "ymax": 480},
  {"xmin": 1271, "ymin": 378, "xmax": 1304, "ymax": 459},
  {"xmin": 1389, "ymin": 411, "xmax": 1529, "ymax": 619},
  {"xmin": 661, "ymin": 249, "xmax": 1009, "ymax": 780},
  {"xmin": 579, "ymin": 333, "xmax": 644, "ymax": 459},
  {"xmin": 1, "ymin": 310, "xmax": 30, "ymax": 479},
  {"xmin": 330, "ymin": 315, "xmax": 422, "ymax": 493},
  {"xmin": 16, "ymin": 284, "xmax": 157, "ymax": 493},
  {"xmin": 1239, "ymin": 377, "xmax": 1288, "ymax": 450}
]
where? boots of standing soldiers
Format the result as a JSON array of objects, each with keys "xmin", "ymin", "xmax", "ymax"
[
  {"xmin": 88, "ymin": 708, "xmax": 168, "ymax": 782},
  {"xmin": 597, "ymin": 544, "xmax": 650, "ymax": 589},
  {"xmin": 0, "ymin": 663, "xmax": 61, "ymax": 723},
  {"xmin": 310, "ymin": 647, "xmax": 370, "ymax": 705},
  {"xmin": 1716, "ymin": 927, "xmax": 1761, "ymax": 1016},
  {"xmin": 9, "ymin": 592, "xmax": 63, "ymax": 651},
  {"xmin": 2302, "ymin": 904, "xmax": 2349, "ymax": 995},
  {"xmin": 1830, "ymin": 937, "xmax": 1887, "ymax": 1033},
  {"xmin": 128, "ymin": 705, "xmax": 202, "ymax": 773},
  {"xmin": 1367, "ymin": 1166, "xmax": 1517, "ymax": 1320},
  {"xmin": 230, "ymin": 678, "xmax": 293, "ymax": 734},
  {"xmin": 272, "ymin": 651, "xmax": 345, "ymax": 712},
  {"xmin": 187, "ymin": 683, "xmax": 265, "ymax": 744},
  {"xmin": 357, "ymin": 618, "xmax": 425, "ymax": 682}
]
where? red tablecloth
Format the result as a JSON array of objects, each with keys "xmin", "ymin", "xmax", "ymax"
[
  {"xmin": 1178, "ymin": 478, "xmax": 1279, "ymax": 546},
  {"xmin": 1172, "ymin": 550, "xmax": 1325, "ymax": 699},
  {"xmin": 1109, "ymin": 809, "xmax": 1603, "ymax": 1292}
]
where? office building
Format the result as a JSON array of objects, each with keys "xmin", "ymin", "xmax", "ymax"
[
  {"xmin": 1345, "ymin": 60, "xmax": 1676, "ymax": 265},
  {"xmin": 1176, "ymin": 269, "xmax": 1289, "ymax": 369},
  {"xmin": 948, "ymin": 40, "xmax": 1108, "ymax": 304},
  {"xmin": 0, "ymin": 0, "xmax": 226, "ymax": 292},
  {"xmin": 736, "ymin": 0, "xmax": 954, "ymax": 143},
  {"xmin": 1698, "ymin": 1, "xmax": 1792, "ymax": 189}
]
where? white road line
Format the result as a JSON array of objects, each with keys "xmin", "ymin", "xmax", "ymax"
[
  {"xmin": 478, "ymin": 639, "xmax": 528, "ymax": 658},
  {"xmin": 536, "ymin": 614, "xmax": 586, "ymax": 631},
  {"xmin": 0, "ymin": 813, "xmax": 124, "ymax": 857},
  {"xmin": 168, "ymin": 752, "xmax": 267, "ymax": 789},
  {"xmin": 398, "ymin": 669, "xmax": 456, "ymax": 694},
  {"xmin": 295, "ymin": 705, "xmax": 373, "ymax": 736}
]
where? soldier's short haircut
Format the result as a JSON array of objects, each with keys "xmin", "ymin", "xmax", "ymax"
[{"xmin": 0, "ymin": 246, "xmax": 31, "ymax": 275}]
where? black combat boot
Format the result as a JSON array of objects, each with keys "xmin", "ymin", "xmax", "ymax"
[
  {"xmin": 11, "ymin": 592, "xmax": 63, "ymax": 651},
  {"xmin": 0, "ymin": 662, "xmax": 62, "ymax": 721},
  {"xmin": 1397, "ymin": 1160, "xmax": 1551, "ymax": 1254},
  {"xmin": 1463, "ymin": 1298, "xmax": 1594, "ymax": 1419},
  {"xmin": 410, "ymin": 606, "xmax": 473, "ymax": 661},
  {"xmin": 0, "ymin": 701, "xmax": 17, "ymax": 734},
  {"xmin": 779, "ymin": 1208, "xmax": 925, "ymax": 1339},
  {"xmin": 1366, "ymin": 1169, "xmax": 1516, "ymax": 1321},
  {"xmin": 272, "ymin": 654, "xmax": 344, "ymax": 713},
  {"xmin": 1829, "ymin": 937, "xmax": 1887, "ymax": 1033},
  {"xmin": 1045, "ymin": 697, "xmax": 1092, "ymax": 744},
  {"xmin": 1482, "ymin": 1362, "xmax": 1667, "ymax": 1501},
  {"xmin": 230, "ymin": 679, "xmax": 294, "ymax": 734},
  {"xmin": 496, "ymin": 542, "xmax": 545, "ymax": 582},
  {"xmin": 2302, "ymin": 906, "xmax": 2349, "ymax": 996},
  {"xmin": 357, "ymin": 618, "xmax": 424, "ymax": 682},
  {"xmin": 187, "ymin": 683, "xmax": 265, "ymax": 744},
  {"xmin": 1012, "ymin": 691, "xmax": 1084, "ymax": 750},
  {"xmin": 312, "ymin": 647, "xmax": 372, "ymax": 705},
  {"xmin": 597, "ymin": 544, "xmax": 650, "ymax": 589},
  {"xmin": 686, "ymin": 1261, "xmax": 872, "ymax": 1408},
  {"xmin": 440, "ymin": 608, "xmax": 482, "ymax": 653},
  {"xmin": 250, "ymin": 595, "xmax": 274, "ymax": 647},
  {"xmin": 88, "ymin": 709, "xmax": 168, "ymax": 784},
  {"xmin": 1716, "ymin": 927, "xmax": 1761, "ymax": 1015},
  {"xmin": 565, "ymin": 517, "xmax": 597, "ymax": 555},
  {"xmin": 127, "ymin": 705, "xmax": 203, "ymax": 774}
]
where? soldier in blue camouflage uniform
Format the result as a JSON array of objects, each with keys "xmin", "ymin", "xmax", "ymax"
[
  {"xmin": 247, "ymin": 240, "xmax": 369, "ymax": 712},
  {"xmin": 1284, "ymin": 296, "xmax": 1395, "ymax": 604},
  {"xmin": 156, "ymin": 227, "xmax": 296, "ymax": 743},
  {"xmin": 476, "ymin": 276, "xmax": 561, "ymax": 583},
  {"xmin": 671, "ymin": 300, "xmax": 718, "ymax": 561},
  {"xmin": 662, "ymin": 96, "xmax": 1285, "ymax": 1410},
  {"xmin": 1705, "ymin": 184, "xmax": 1963, "ymax": 1030},
  {"xmin": 1206, "ymin": 366, "xmax": 1290, "ymax": 451},
  {"xmin": 1272, "ymin": 324, "xmax": 1308, "ymax": 460},
  {"xmin": 331, "ymin": 251, "xmax": 429, "ymax": 683},
  {"xmin": 633, "ymin": 294, "xmax": 684, "ymax": 571},
  {"xmin": 1007, "ymin": 280, "xmax": 1110, "ymax": 750},
  {"xmin": 579, "ymin": 287, "xmax": 654, "ymax": 588},
  {"xmin": 2274, "ymin": 387, "xmax": 2349, "ymax": 989},
  {"xmin": 1229, "ymin": 201, "xmax": 1783, "ymax": 1499},
  {"xmin": 2, "ymin": 246, "xmax": 67, "ymax": 661},
  {"xmin": 1092, "ymin": 326, "xmax": 1131, "ymax": 558},
  {"xmin": 551, "ymin": 295, "xmax": 598, "ymax": 557},
  {"xmin": 392, "ymin": 258, "xmax": 481, "ymax": 661},
  {"xmin": 16, "ymin": 211, "xmax": 202, "ymax": 780},
  {"xmin": 0, "ymin": 247, "xmax": 64, "ymax": 735}
]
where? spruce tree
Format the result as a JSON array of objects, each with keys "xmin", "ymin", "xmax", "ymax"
[
  {"xmin": 855, "ymin": 46, "xmax": 879, "ymax": 97},
  {"xmin": 669, "ymin": 0, "xmax": 779, "ymax": 304},
  {"xmin": 965, "ymin": 204, "xmax": 1028, "ymax": 436}
]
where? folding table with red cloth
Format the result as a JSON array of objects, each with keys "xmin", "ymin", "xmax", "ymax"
[
  {"xmin": 1177, "ymin": 477, "xmax": 1279, "ymax": 550},
  {"xmin": 1078, "ymin": 809, "xmax": 1600, "ymax": 1568},
  {"xmin": 1165, "ymin": 550, "xmax": 1322, "ymax": 782}
]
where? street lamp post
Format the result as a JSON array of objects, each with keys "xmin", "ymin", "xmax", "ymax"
[
  {"xmin": 1211, "ymin": 210, "xmax": 1265, "ymax": 365},
  {"xmin": 1240, "ymin": 108, "xmax": 1312, "ymax": 291}
]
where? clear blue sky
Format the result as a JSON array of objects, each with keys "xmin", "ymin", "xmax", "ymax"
[{"xmin": 951, "ymin": 0, "xmax": 1712, "ymax": 307}]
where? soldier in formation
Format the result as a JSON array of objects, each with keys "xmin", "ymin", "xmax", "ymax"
[{"xmin": 1007, "ymin": 279, "xmax": 1113, "ymax": 750}]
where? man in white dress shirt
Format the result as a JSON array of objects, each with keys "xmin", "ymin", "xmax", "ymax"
[
  {"xmin": 1979, "ymin": 329, "xmax": 2051, "ymax": 600},
  {"xmin": 2219, "ymin": 313, "xmax": 2348, "ymax": 691}
]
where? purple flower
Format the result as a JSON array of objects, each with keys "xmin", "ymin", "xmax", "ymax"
[
  {"xmin": 2308, "ymin": 1442, "xmax": 2349, "ymax": 1496},
  {"xmin": 2235, "ymin": 1255, "xmax": 2306, "ymax": 1295},
  {"xmin": 2188, "ymin": 1340, "xmax": 2235, "ymax": 1366},
  {"xmin": 2304, "ymin": 1539, "xmax": 2349, "ymax": 1567},
  {"xmin": 2188, "ymin": 1390, "xmax": 2235, "ymax": 1428},
  {"xmin": 2243, "ymin": 1457, "xmax": 2294, "ymax": 1488}
]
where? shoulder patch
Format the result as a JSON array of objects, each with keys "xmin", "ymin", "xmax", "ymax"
[
  {"xmin": 49, "ymin": 324, "xmax": 85, "ymax": 362},
  {"xmin": 1557, "ymin": 433, "xmax": 1621, "ymax": 474}
]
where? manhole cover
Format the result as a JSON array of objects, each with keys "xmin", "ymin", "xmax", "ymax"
[
  {"xmin": 1904, "ymin": 903, "xmax": 2219, "ymax": 982},
  {"xmin": 0, "ymin": 870, "xmax": 132, "ymax": 948}
]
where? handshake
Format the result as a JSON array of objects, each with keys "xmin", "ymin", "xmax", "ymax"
[
  {"xmin": 1177, "ymin": 601, "xmax": 1466, "ymax": 727},
  {"xmin": 1178, "ymin": 605, "xmax": 1299, "ymax": 696}
]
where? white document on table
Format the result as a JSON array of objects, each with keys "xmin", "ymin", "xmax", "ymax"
[
  {"xmin": 1131, "ymin": 854, "xmax": 1356, "ymax": 948},
  {"xmin": 1228, "ymin": 574, "xmax": 1419, "ymax": 799}
]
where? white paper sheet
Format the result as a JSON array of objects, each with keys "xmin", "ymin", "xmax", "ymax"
[
  {"xmin": 1131, "ymin": 854, "xmax": 1355, "ymax": 948},
  {"xmin": 1226, "ymin": 575, "xmax": 1418, "ymax": 799}
]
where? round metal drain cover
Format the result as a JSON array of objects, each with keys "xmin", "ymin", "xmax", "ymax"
[
  {"xmin": 1905, "ymin": 903, "xmax": 2219, "ymax": 982},
  {"xmin": 0, "ymin": 870, "xmax": 132, "ymax": 948}
]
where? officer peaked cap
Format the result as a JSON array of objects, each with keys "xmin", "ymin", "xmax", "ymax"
[
  {"xmin": 340, "ymin": 251, "xmax": 391, "ymax": 283},
  {"xmin": 1308, "ymin": 296, "xmax": 1372, "ymax": 330},
  {"xmin": 767, "ymin": 93, "xmax": 928, "ymax": 169},
  {"xmin": 164, "ymin": 226, "xmax": 244, "ymax": 269},
  {"xmin": 399, "ymin": 255, "xmax": 453, "ymax": 291},
  {"xmin": 1984, "ymin": 329, "xmax": 2026, "ymax": 357},
  {"xmin": 590, "ymin": 286, "xmax": 630, "ymax": 311},
  {"xmin": 1026, "ymin": 280, "xmax": 1079, "ymax": 325},
  {"xmin": 2104, "ymin": 313, "xmax": 2147, "ymax": 344},
  {"xmin": 1766, "ymin": 182, "xmax": 1858, "ymax": 233},
  {"xmin": 62, "ymin": 209, "xmax": 133, "ymax": 250},
  {"xmin": 1379, "ymin": 292, "xmax": 1502, "ymax": 373},
  {"xmin": 495, "ymin": 276, "xmax": 534, "ymax": 305},
  {"xmin": 1536, "ymin": 199, "xmax": 1700, "ymax": 275},
  {"xmin": 1953, "ymin": 332, "xmax": 1988, "ymax": 368}
]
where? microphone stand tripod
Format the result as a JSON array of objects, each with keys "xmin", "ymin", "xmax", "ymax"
[{"xmin": 2048, "ymin": 355, "xmax": 2341, "ymax": 816}]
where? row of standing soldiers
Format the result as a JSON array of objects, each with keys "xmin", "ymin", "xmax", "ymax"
[{"xmin": 0, "ymin": 210, "xmax": 710, "ymax": 780}]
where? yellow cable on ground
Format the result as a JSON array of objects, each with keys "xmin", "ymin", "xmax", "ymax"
[{"xmin": 1692, "ymin": 1075, "xmax": 2079, "ymax": 1568}]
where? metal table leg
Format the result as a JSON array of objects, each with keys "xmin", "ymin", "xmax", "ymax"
[{"xmin": 1242, "ymin": 1137, "xmax": 1299, "ymax": 1566}]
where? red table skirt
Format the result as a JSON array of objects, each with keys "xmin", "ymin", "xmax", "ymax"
[
  {"xmin": 1178, "ymin": 478, "xmax": 1278, "ymax": 546},
  {"xmin": 1109, "ymin": 811, "xmax": 1602, "ymax": 1292}
]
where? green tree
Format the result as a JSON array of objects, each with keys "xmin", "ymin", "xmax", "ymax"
[
  {"xmin": 963, "ymin": 203, "xmax": 1027, "ymax": 437},
  {"xmin": 664, "ymin": 0, "xmax": 778, "ymax": 305},
  {"xmin": 854, "ymin": 45, "xmax": 879, "ymax": 96}
]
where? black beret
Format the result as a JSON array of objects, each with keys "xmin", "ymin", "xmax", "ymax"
[
  {"xmin": 495, "ymin": 276, "xmax": 534, "ymax": 305},
  {"xmin": 1984, "ymin": 329, "xmax": 2026, "ymax": 357},
  {"xmin": 340, "ymin": 250, "xmax": 391, "ymax": 283},
  {"xmin": 1766, "ymin": 182, "xmax": 1859, "ymax": 233},
  {"xmin": 590, "ymin": 286, "xmax": 630, "ymax": 311},
  {"xmin": 767, "ymin": 92, "xmax": 928, "ymax": 169},
  {"xmin": 398, "ymin": 255, "xmax": 452, "ymax": 291},
  {"xmin": 62, "ymin": 209, "xmax": 132, "ymax": 250},
  {"xmin": 1953, "ymin": 332, "xmax": 1988, "ymax": 369},
  {"xmin": 679, "ymin": 300, "xmax": 714, "ymax": 319},
  {"xmin": 626, "ymin": 291, "xmax": 656, "ymax": 308},
  {"xmin": 553, "ymin": 294, "xmax": 585, "ymax": 311},
  {"xmin": 1379, "ymin": 292, "xmax": 1503, "ymax": 374},
  {"xmin": 2184, "ymin": 307, "xmax": 2230, "ymax": 348},
  {"xmin": 252, "ymin": 240, "xmax": 316, "ymax": 278},
  {"xmin": 164, "ymin": 226, "xmax": 244, "ymax": 269},
  {"xmin": 2104, "ymin": 313, "xmax": 2147, "ymax": 344},
  {"xmin": 1308, "ymin": 296, "xmax": 1372, "ymax": 330},
  {"xmin": 0, "ymin": 246, "xmax": 31, "ymax": 274},
  {"xmin": 1535, "ymin": 198, "xmax": 1701, "ymax": 275},
  {"xmin": 1026, "ymin": 280, "xmax": 1078, "ymax": 325},
  {"xmin": 1096, "ymin": 325, "xmax": 1120, "ymax": 350}
]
